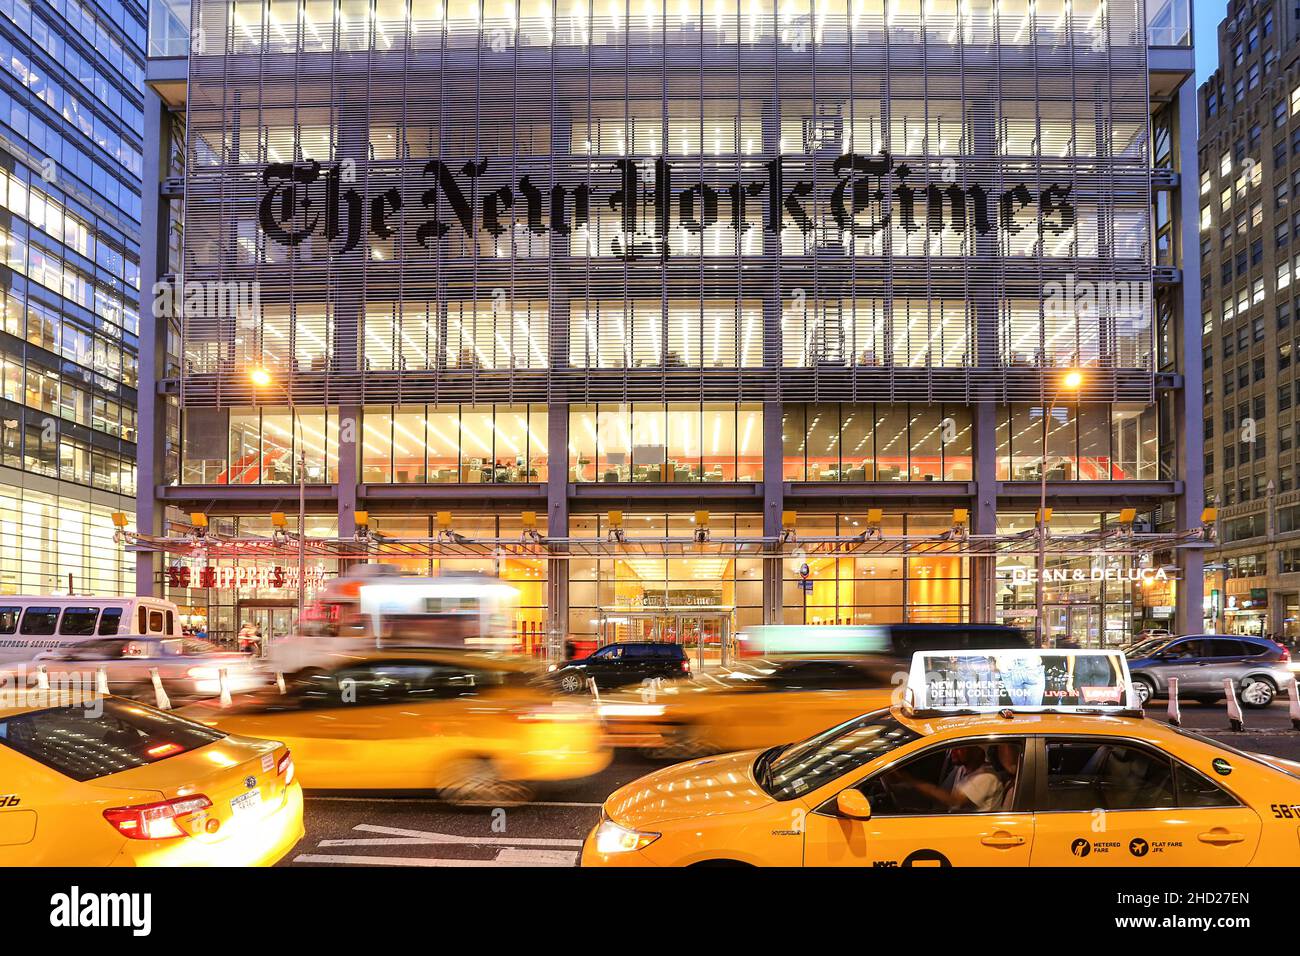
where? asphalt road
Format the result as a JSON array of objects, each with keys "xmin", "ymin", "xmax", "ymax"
[{"xmin": 285, "ymin": 699, "xmax": 1300, "ymax": 867}]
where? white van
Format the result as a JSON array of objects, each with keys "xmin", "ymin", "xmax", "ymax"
[{"xmin": 0, "ymin": 596, "xmax": 182, "ymax": 664}]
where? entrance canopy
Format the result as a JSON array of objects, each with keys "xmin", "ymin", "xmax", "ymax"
[{"xmin": 122, "ymin": 527, "xmax": 1212, "ymax": 561}]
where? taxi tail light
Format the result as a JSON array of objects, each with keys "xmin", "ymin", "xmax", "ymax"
[
  {"xmin": 680, "ymin": 660, "xmax": 690, "ymax": 673},
  {"xmin": 103, "ymin": 794, "xmax": 212, "ymax": 840},
  {"xmin": 277, "ymin": 749, "xmax": 295, "ymax": 785},
  {"xmin": 1278, "ymin": 645, "xmax": 1291, "ymax": 663}
]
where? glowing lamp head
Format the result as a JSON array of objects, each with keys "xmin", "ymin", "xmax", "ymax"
[
  {"xmin": 1062, "ymin": 370, "xmax": 1083, "ymax": 390},
  {"xmin": 249, "ymin": 368, "xmax": 273, "ymax": 388}
]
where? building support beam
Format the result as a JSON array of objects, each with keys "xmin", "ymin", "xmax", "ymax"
[
  {"xmin": 1173, "ymin": 75, "xmax": 1206, "ymax": 636},
  {"xmin": 971, "ymin": 403, "xmax": 999, "ymax": 622},
  {"xmin": 546, "ymin": 404, "xmax": 569, "ymax": 659},
  {"xmin": 762, "ymin": 400, "xmax": 784, "ymax": 624},
  {"xmin": 134, "ymin": 87, "xmax": 169, "ymax": 597}
]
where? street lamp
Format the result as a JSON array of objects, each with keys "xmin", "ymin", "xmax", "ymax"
[
  {"xmin": 1036, "ymin": 369, "xmax": 1084, "ymax": 647},
  {"xmin": 249, "ymin": 367, "xmax": 307, "ymax": 641}
]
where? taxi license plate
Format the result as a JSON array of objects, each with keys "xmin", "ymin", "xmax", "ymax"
[{"xmin": 230, "ymin": 790, "xmax": 262, "ymax": 816}]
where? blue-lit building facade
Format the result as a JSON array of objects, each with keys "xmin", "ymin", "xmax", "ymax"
[{"xmin": 0, "ymin": 0, "xmax": 143, "ymax": 595}]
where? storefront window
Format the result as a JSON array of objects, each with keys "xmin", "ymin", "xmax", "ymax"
[
  {"xmin": 995, "ymin": 511, "xmax": 1140, "ymax": 647},
  {"xmin": 571, "ymin": 403, "xmax": 762, "ymax": 482},
  {"xmin": 781, "ymin": 513, "xmax": 966, "ymax": 624},
  {"xmin": 566, "ymin": 512, "xmax": 764, "ymax": 641}
]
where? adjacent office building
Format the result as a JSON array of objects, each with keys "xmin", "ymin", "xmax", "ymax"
[
  {"xmin": 139, "ymin": 0, "xmax": 1203, "ymax": 648},
  {"xmin": 0, "ymin": 0, "xmax": 143, "ymax": 595},
  {"xmin": 1199, "ymin": 0, "xmax": 1300, "ymax": 640}
]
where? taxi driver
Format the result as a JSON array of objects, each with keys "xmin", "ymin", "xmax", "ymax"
[{"xmin": 898, "ymin": 745, "xmax": 1009, "ymax": 813}]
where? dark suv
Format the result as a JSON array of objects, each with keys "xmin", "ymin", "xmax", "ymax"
[
  {"xmin": 549, "ymin": 642, "xmax": 690, "ymax": 693},
  {"xmin": 1127, "ymin": 635, "xmax": 1294, "ymax": 708}
]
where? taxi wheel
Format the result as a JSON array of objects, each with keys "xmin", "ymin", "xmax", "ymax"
[
  {"xmin": 1239, "ymin": 676, "xmax": 1276, "ymax": 708},
  {"xmin": 1130, "ymin": 677, "xmax": 1155, "ymax": 707},
  {"xmin": 439, "ymin": 759, "xmax": 533, "ymax": 808}
]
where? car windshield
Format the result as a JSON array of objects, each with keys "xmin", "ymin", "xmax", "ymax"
[{"xmin": 757, "ymin": 709, "xmax": 920, "ymax": 801}]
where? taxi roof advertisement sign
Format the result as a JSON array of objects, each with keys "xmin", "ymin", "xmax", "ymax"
[{"xmin": 907, "ymin": 650, "xmax": 1134, "ymax": 712}]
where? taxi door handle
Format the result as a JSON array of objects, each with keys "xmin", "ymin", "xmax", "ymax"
[
  {"xmin": 1197, "ymin": 830, "xmax": 1246, "ymax": 845},
  {"xmin": 980, "ymin": 833, "xmax": 1025, "ymax": 848}
]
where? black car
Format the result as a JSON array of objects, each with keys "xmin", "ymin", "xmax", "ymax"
[
  {"xmin": 549, "ymin": 642, "xmax": 691, "ymax": 692},
  {"xmin": 882, "ymin": 623, "xmax": 1032, "ymax": 656}
]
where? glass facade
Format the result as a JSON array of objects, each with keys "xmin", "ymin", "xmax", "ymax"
[
  {"xmin": 570, "ymin": 403, "xmax": 761, "ymax": 482},
  {"xmin": 182, "ymin": 406, "xmax": 339, "ymax": 484},
  {"xmin": 995, "ymin": 511, "xmax": 1152, "ymax": 648},
  {"xmin": 568, "ymin": 512, "xmax": 765, "ymax": 639},
  {"xmin": 780, "ymin": 513, "xmax": 968, "ymax": 625},
  {"xmin": 0, "ymin": 0, "xmax": 144, "ymax": 593},
  {"xmin": 362, "ymin": 405, "xmax": 548, "ymax": 484},
  {"xmin": 782, "ymin": 403, "xmax": 972, "ymax": 481},
  {"xmin": 0, "ymin": 485, "xmax": 131, "ymax": 594},
  {"xmin": 143, "ymin": 0, "xmax": 1197, "ymax": 649},
  {"xmin": 162, "ymin": 513, "xmax": 547, "ymax": 646},
  {"xmin": 179, "ymin": 0, "xmax": 1155, "ymax": 410},
  {"xmin": 995, "ymin": 403, "xmax": 1162, "ymax": 481}
]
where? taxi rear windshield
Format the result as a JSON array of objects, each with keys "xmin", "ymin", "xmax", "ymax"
[
  {"xmin": 0, "ymin": 699, "xmax": 226, "ymax": 782},
  {"xmin": 758, "ymin": 710, "xmax": 920, "ymax": 800}
]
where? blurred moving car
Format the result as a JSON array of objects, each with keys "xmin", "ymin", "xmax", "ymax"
[
  {"xmin": 600, "ymin": 657, "xmax": 894, "ymax": 758},
  {"xmin": 1127, "ymin": 635, "xmax": 1294, "ymax": 707},
  {"xmin": 600, "ymin": 624, "xmax": 1031, "ymax": 759},
  {"xmin": 0, "ymin": 691, "xmax": 303, "ymax": 865},
  {"xmin": 737, "ymin": 623, "xmax": 1030, "ymax": 659},
  {"xmin": 583, "ymin": 650, "xmax": 1300, "ymax": 868},
  {"xmin": 17, "ymin": 636, "xmax": 268, "ymax": 703},
  {"xmin": 548, "ymin": 642, "xmax": 691, "ymax": 693},
  {"xmin": 269, "ymin": 569, "xmax": 522, "ymax": 677},
  {"xmin": 178, "ymin": 649, "xmax": 610, "ymax": 805}
]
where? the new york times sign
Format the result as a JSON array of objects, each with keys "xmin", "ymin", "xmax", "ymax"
[{"xmin": 258, "ymin": 152, "xmax": 1076, "ymax": 260}]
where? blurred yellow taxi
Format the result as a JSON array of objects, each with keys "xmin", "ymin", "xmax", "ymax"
[
  {"xmin": 179, "ymin": 649, "xmax": 610, "ymax": 804},
  {"xmin": 0, "ymin": 690, "xmax": 303, "ymax": 866},
  {"xmin": 583, "ymin": 650, "xmax": 1300, "ymax": 867},
  {"xmin": 598, "ymin": 657, "xmax": 894, "ymax": 758}
]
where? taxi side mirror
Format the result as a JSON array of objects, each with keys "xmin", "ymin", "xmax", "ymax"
[{"xmin": 836, "ymin": 789, "xmax": 873, "ymax": 820}]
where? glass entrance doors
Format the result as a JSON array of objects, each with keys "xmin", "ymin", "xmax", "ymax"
[
  {"xmin": 596, "ymin": 608, "xmax": 735, "ymax": 670},
  {"xmin": 1045, "ymin": 604, "xmax": 1103, "ymax": 648},
  {"xmin": 236, "ymin": 602, "xmax": 296, "ymax": 647}
]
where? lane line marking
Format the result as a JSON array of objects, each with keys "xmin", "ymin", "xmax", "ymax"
[
  {"xmin": 495, "ymin": 847, "xmax": 579, "ymax": 865},
  {"xmin": 354, "ymin": 823, "xmax": 585, "ymax": 846}
]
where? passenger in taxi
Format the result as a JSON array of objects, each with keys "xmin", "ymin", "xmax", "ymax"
[{"xmin": 995, "ymin": 742, "xmax": 1022, "ymax": 809}]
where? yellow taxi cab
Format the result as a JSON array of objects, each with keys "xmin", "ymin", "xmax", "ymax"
[
  {"xmin": 598, "ymin": 657, "xmax": 894, "ymax": 758},
  {"xmin": 582, "ymin": 649, "xmax": 1300, "ymax": 867},
  {"xmin": 179, "ymin": 648, "xmax": 610, "ymax": 804},
  {"xmin": 0, "ymin": 689, "xmax": 303, "ymax": 866}
]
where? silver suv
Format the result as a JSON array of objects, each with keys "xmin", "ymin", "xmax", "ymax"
[{"xmin": 1126, "ymin": 635, "xmax": 1295, "ymax": 708}]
